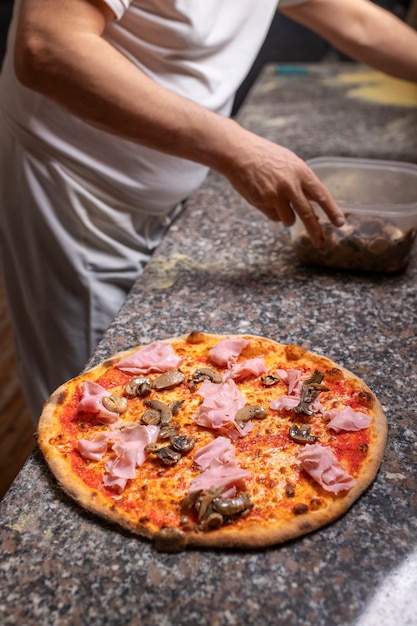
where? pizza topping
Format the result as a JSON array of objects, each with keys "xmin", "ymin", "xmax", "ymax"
[
  {"xmin": 189, "ymin": 437, "xmax": 252, "ymax": 495},
  {"xmin": 261, "ymin": 374, "xmax": 280, "ymax": 386},
  {"xmin": 158, "ymin": 422, "xmax": 180, "ymax": 439},
  {"xmin": 325, "ymin": 406, "xmax": 371, "ymax": 433},
  {"xmin": 289, "ymin": 424, "xmax": 319, "ymax": 445},
  {"xmin": 169, "ymin": 399, "xmax": 185, "ymax": 415},
  {"xmin": 188, "ymin": 465, "xmax": 251, "ymax": 501},
  {"xmin": 143, "ymin": 399, "xmax": 173, "ymax": 425},
  {"xmin": 95, "ymin": 424, "xmax": 160, "ymax": 492},
  {"xmin": 171, "ymin": 434, "xmax": 196, "ymax": 454},
  {"xmin": 116, "ymin": 340, "xmax": 184, "ymax": 374},
  {"xmin": 193, "ymin": 379, "xmax": 250, "ymax": 436},
  {"xmin": 209, "ymin": 337, "xmax": 250, "ymax": 367},
  {"xmin": 140, "ymin": 408, "xmax": 162, "ymax": 426},
  {"xmin": 298, "ymin": 443, "xmax": 356, "ymax": 494},
  {"xmin": 211, "ymin": 491, "xmax": 253, "ymax": 518},
  {"xmin": 223, "ymin": 357, "xmax": 267, "ymax": 382},
  {"xmin": 102, "ymin": 393, "xmax": 128, "ymax": 415},
  {"xmin": 235, "ymin": 404, "xmax": 268, "ymax": 429},
  {"xmin": 77, "ymin": 381, "xmax": 121, "ymax": 424},
  {"xmin": 181, "ymin": 489, "xmax": 224, "ymax": 531},
  {"xmin": 151, "ymin": 370, "xmax": 186, "ymax": 391},
  {"xmin": 145, "ymin": 444, "xmax": 182, "ymax": 466},
  {"xmin": 181, "ymin": 487, "xmax": 254, "ymax": 532},
  {"xmin": 142, "ymin": 401, "xmax": 182, "ymax": 430},
  {"xmin": 77, "ymin": 432, "xmax": 109, "ymax": 461},
  {"xmin": 188, "ymin": 367, "xmax": 222, "ymax": 391},
  {"xmin": 192, "ymin": 436, "xmax": 235, "ymax": 469},
  {"xmin": 145, "ymin": 433, "xmax": 195, "ymax": 466},
  {"xmin": 124, "ymin": 376, "xmax": 152, "ymax": 398},
  {"xmin": 269, "ymin": 369, "xmax": 321, "ymax": 414},
  {"xmin": 276, "ymin": 368, "xmax": 303, "ymax": 395},
  {"xmin": 293, "ymin": 370, "xmax": 329, "ymax": 417},
  {"xmin": 270, "ymin": 395, "xmax": 301, "ymax": 412}
]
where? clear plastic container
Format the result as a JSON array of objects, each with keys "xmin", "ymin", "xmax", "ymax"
[{"xmin": 290, "ymin": 157, "xmax": 417, "ymax": 272}]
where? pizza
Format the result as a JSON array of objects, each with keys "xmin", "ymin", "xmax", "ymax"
[{"xmin": 37, "ymin": 332, "xmax": 387, "ymax": 552}]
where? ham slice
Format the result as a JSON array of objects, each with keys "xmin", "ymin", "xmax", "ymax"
[
  {"xmin": 77, "ymin": 432, "xmax": 109, "ymax": 461},
  {"xmin": 77, "ymin": 381, "xmax": 120, "ymax": 424},
  {"xmin": 325, "ymin": 406, "xmax": 371, "ymax": 432},
  {"xmin": 209, "ymin": 337, "xmax": 250, "ymax": 367},
  {"xmin": 193, "ymin": 436, "xmax": 237, "ymax": 470},
  {"xmin": 298, "ymin": 443, "xmax": 356, "ymax": 494},
  {"xmin": 103, "ymin": 424, "xmax": 159, "ymax": 492},
  {"xmin": 188, "ymin": 463, "xmax": 252, "ymax": 495},
  {"xmin": 188, "ymin": 436, "xmax": 252, "ymax": 494},
  {"xmin": 116, "ymin": 340, "xmax": 183, "ymax": 374},
  {"xmin": 270, "ymin": 395, "xmax": 300, "ymax": 411},
  {"xmin": 193, "ymin": 379, "xmax": 251, "ymax": 436},
  {"xmin": 223, "ymin": 357, "xmax": 267, "ymax": 382},
  {"xmin": 78, "ymin": 424, "xmax": 159, "ymax": 493},
  {"xmin": 106, "ymin": 441, "xmax": 139, "ymax": 481}
]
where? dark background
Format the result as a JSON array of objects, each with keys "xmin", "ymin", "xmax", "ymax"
[{"xmin": 0, "ymin": 0, "xmax": 412, "ymax": 114}]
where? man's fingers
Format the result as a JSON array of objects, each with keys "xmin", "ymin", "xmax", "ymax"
[
  {"xmin": 273, "ymin": 200, "xmax": 295, "ymax": 226},
  {"xmin": 290, "ymin": 197, "xmax": 325, "ymax": 248},
  {"xmin": 303, "ymin": 177, "xmax": 345, "ymax": 228}
]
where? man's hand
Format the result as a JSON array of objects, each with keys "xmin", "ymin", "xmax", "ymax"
[{"xmin": 218, "ymin": 127, "xmax": 344, "ymax": 248}]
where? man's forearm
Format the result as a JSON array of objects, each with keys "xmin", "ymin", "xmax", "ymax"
[{"xmin": 281, "ymin": 0, "xmax": 417, "ymax": 83}]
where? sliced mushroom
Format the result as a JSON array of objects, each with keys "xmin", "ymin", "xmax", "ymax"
[
  {"xmin": 188, "ymin": 367, "xmax": 222, "ymax": 391},
  {"xmin": 293, "ymin": 370, "xmax": 329, "ymax": 417},
  {"xmin": 125, "ymin": 376, "xmax": 152, "ymax": 398},
  {"xmin": 102, "ymin": 393, "xmax": 128, "ymax": 414},
  {"xmin": 170, "ymin": 434, "xmax": 195, "ymax": 454},
  {"xmin": 140, "ymin": 408, "xmax": 161, "ymax": 426},
  {"xmin": 212, "ymin": 492, "xmax": 253, "ymax": 517},
  {"xmin": 195, "ymin": 489, "xmax": 220, "ymax": 522},
  {"xmin": 200, "ymin": 512, "xmax": 224, "ymax": 531},
  {"xmin": 181, "ymin": 490, "xmax": 202, "ymax": 513},
  {"xmin": 146, "ymin": 445, "xmax": 181, "ymax": 465},
  {"xmin": 181, "ymin": 487, "xmax": 254, "ymax": 533},
  {"xmin": 151, "ymin": 370, "xmax": 185, "ymax": 391},
  {"xmin": 261, "ymin": 374, "xmax": 281, "ymax": 387},
  {"xmin": 235, "ymin": 404, "xmax": 267, "ymax": 429},
  {"xmin": 169, "ymin": 400, "xmax": 184, "ymax": 415},
  {"xmin": 288, "ymin": 424, "xmax": 319, "ymax": 444},
  {"xmin": 144, "ymin": 399, "xmax": 173, "ymax": 424},
  {"xmin": 158, "ymin": 422, "xmax": 180, "ymax": 440}
]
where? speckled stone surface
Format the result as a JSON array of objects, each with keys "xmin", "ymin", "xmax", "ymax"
[{"xmin": 1, "ymin": 64, "xmax": 417, "ymax": 626}]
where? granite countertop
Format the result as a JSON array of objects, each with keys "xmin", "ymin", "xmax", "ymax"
[{"xmin": 1, "ymin": 64, "xmax": 417, "ymax": 626}]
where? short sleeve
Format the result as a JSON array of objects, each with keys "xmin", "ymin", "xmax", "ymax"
[{"xmin": 101, "ymin": 0, "xmax": 132, "ymax": 20}]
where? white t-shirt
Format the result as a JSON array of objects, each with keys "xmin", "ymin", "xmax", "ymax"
[{"xmin": 0, "ymin": 0, "xmax": 307, "ymax": 215}]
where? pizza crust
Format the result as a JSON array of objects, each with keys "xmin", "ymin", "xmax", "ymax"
[{"xmin": 38, "ymin": 332, "xmax": 387, "ymax": 552}]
